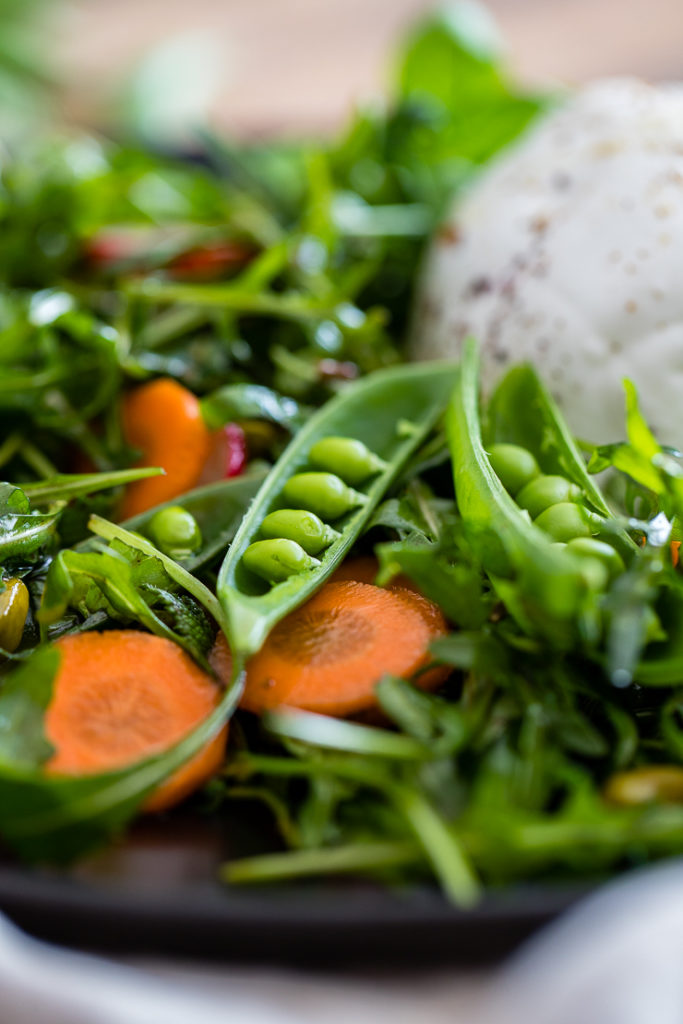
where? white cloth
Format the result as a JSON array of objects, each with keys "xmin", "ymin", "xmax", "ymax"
[
  {"xmin": 0, "ymin": 911, "xmax": 485, "ymax": 1024},
  {"xmin": 485, "ymin": 860, "xmax": 683, "ymax": 1024},
  {"xmin": 3, "ymin": 861, "xmax": 683, "ymax": 1024},
  {"xmin": 0, "ymin": 914, "xmax": 296, "ymax": 1024}
]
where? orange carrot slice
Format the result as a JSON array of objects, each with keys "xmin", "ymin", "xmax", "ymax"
[
  {"xmin": 45, "ymin": 631, "xmax": 227, "ymax": 813},
  {"xmin": 211, "ymin": 579, "xmax": 449, "ymax": 717},
  {"xmin": 120, "ymin": 378, "xmax": 212, "ymax": 518},
  {"xmin": 672, "ymin": 541, "xmax": 681, "ymax": 569}
]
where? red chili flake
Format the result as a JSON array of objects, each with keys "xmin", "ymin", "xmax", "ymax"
[
  {"xmin": 317, "ymin": 359, "xmax": 359, "ymax": 381},
  {"xmin": 223, "ymin": 423, "xmax": 247, "ymax": 478}
]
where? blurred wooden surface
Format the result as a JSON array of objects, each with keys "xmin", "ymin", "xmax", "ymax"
[{"xmin": 57, "ymin": 0, "xmax": 683, "ymax": 136}]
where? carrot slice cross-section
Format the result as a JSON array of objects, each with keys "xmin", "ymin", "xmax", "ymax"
[
  {"xmin": 212, "ymin": 579, "xmax": 449, "ymax": 717},
  {"xmin": 45, "ymin": 630, "xmax": 227, "ymax": 813}
]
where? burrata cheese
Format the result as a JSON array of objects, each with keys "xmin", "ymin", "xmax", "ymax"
[{"xmin": 412, "ymin": 78, "xmax": 683, "ymax": 445}]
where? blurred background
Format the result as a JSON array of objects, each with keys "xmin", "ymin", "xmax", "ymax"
[{"xmin": 7, "ymin": 0, "xmax": 683, "ymax": 142}]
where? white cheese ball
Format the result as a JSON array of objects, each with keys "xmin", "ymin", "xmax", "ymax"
[{"xmin": 412, "ymin": 78, "xmax": 683, "ymax": 446}]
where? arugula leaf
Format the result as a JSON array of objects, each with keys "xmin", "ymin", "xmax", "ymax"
[
  {"xmin": 200, "ymin": 382, "xmax": 306, "ymax": 431},
  {"xmin": 376, "ymin": 535, "xmax": 491, "ymax": 629},
  {"xmin": 0, "ymin": 645, "xmax": 56, "ymax": 765},
  {"xmin": 398, "ymin": 3, "xmax": 504, "ymax": 104},
  {"xmin": 39, "ymin": 544, "xmax": 212, "ymax": 665},
  {"xmin": 0, "ymin": 483, "xmax": 58, "ymax": 561},
  {"xmin": 375, "ymin": 676, "xmax": 468, "ymax": 755},
  {"xmin": 19, "ymin": 467, "xmax": 163, "ymax": 505},
  {"xmin": 0, "ymin": 483, "xmax": 30, "ymax": 514}
]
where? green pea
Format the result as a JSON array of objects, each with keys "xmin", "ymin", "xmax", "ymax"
[
  {"xmin": 308, "ymin": 436, "xmax": 387, "ymax": 485},
  {"xmin": 517, "ymin": 475, "xmax": 583, "ymax": 519},
  {"xmin": 488, "ymin": 443, "xmax": 540, "ymax": 496},
  {"xmin": 243, "ymin": 538, "xmax": 321, "ymax": 584},
  {"xmin": 579, "ymin": 557, "xmax": 609, "ymax": 591},
  {"xmin": 565, "ymin": 537, "xmax": 625, "ymax": 579},
  {"xmin": 534, "ymin": 502, "xmax": 599, "ymax": 542},
  {"xmin": 148, "ymin": 505, "xmax": 202, "ymax": 560},
  {"xmin": 261, "ymin": 509, "xmax": 340, "ymax": 555},
  {"xmin": 281, "ymin": 472, "xmax": 367, "ymax": 521},
  {"xmin": 604, "ymin": 765, "xmax": 683, "ymax": 806}
]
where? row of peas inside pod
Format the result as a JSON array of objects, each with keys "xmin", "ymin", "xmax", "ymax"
[
  {"xmin": 243, "ymin": 437, "xmax": 387, "ymax": 585},
  {"xmin": 217, "ymin": 360, "xmax": 460, "ymax": 664},
  {"xmin": 488, "ymin": 442, "xmax": 625, "ymax": 591}
]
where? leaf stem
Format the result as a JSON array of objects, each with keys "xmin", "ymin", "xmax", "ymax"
[
  {"xmin": 87, "ymin": 514, "xmax": 229, "ymax": 633},
  {"xmin": 125, "ymin": 279, "xmax": 334, "ymax": 323},
  {"xmin": 391, "ymin": 785, "xmax": 480, "ymax": 907},
  {"xmin": 223, "ymin": 840, "xmax": 420, "ymax": 884}
]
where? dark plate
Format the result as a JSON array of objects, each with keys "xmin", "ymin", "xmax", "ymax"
[{"xmin": 0, "ymin": 804, "xmax": 590, "ymax": 965}]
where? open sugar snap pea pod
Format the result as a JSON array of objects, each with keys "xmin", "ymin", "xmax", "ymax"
[
  {"xmin": 448, "ymin": 339, "xmax": 637, "ymax": 646},
  {"xmin": 217, "ymin": 360, "xmax": 459, "ymax": 662}
]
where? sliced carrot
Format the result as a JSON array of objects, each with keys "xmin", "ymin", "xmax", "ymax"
[
  {"xmin": 120, "ymin": 378, "xmax": 212, "ymax": 519},
  {"xmin": 45, "ymin": 631, "xmax": 227, "ymax": 813},
  {"xmin": 672, "ymin": 541, "xmax": 681, "ymax": 569},
  {"xmin": 211, "ymin": 579, "xmax": 449, "ymax": 717}
]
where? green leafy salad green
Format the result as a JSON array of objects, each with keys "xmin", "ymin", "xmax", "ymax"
[{"xmin": 3, "ymin": 6, "xmax": 683, "ymax": 905}]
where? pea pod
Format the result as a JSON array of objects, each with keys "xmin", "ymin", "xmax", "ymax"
[
  {"xmin": 486, "ymin": 357, "xmax": 612, "ymax": 518},
  {"xmin": 218, "ymin": 361, "xmax": 459, "ymax": 661},
  {"xmin": 447, "ymin": 339, "xmax": 636, "ymax": 643}
]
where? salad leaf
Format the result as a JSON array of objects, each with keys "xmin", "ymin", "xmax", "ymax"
[
  {"xmin": 0, "ymin": 645, "xmax": 56, "ymax": 765},
  {"xmin": 39, "ymin": 542, "xmax": 214, "ymax": 665}
]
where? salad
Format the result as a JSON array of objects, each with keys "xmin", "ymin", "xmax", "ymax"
[{"xmin": 2, "ymin": 6, "xmax": 683, "ymax": 907}]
